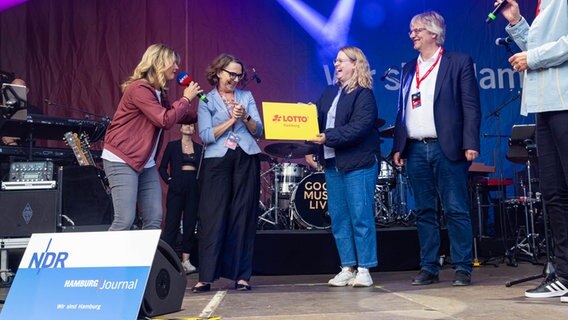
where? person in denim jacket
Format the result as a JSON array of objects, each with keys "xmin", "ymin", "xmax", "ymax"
[{"xmin": 499, "ymin": 0, "xmax": 568, "ymax": 300}]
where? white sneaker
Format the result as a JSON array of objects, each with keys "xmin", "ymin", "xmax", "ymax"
[
  {"xmin": 352, "ymin": 267, "xmax": 373, "ymax": 287},
  {"xmin": 328, "ymin": 267, "xmax": 356, "ymax": 287},
  {"xmin": 181, "ymin": 260, "xmax": 196, "ymax": 274}
]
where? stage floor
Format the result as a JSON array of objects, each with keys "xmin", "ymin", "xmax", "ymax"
[
  {"xmin": 1, "ymin": 260, "xmax": 566, "ymax": 319},
  {"xmin": 155, "ymin": 261, "xmax": 568, "ymax": 319}
]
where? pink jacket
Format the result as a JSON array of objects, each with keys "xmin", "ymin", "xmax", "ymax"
[{"xmin": 104, "ymin": 79, "xmax": 197, "ymax": 172}]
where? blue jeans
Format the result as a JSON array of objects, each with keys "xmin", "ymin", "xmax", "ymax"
[
  {"xmin": 405, "ymin": 141, "xmax": 472, "ymax": 274},
  {"xmin": 325, "ymin": 160, "xmax": 378, "ymax": 268},
  {"xmin": 103, "ymin": 160, "xmax": 162, "ymax": 231}
]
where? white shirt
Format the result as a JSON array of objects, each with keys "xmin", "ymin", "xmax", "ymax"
[
  {"xmin": 323, "ymin": 88, "xmax": 342, "ymax": 159},
  {"xmin": 405, "ymin": 46, "xmax": 442, "ymax": 140}
]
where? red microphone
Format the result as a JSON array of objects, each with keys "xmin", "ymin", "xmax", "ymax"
[{"xmin": 176, "ymin": 72, "xmax": 208, "ymax": 103}]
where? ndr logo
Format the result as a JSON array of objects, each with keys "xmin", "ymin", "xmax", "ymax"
[
  {"xmin": 272, "ymin": 115, "xmax": 308, "ymax": 123},
  {"xmin": 28, "ymin": 238, "xmax": 69, "ymax": 269}
]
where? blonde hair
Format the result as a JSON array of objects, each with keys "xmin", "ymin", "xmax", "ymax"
[
  {"xmin": 411, "ymin": 11, "xmax": 446, "ymax": 46},
  {"xmin": 121, "ymin": 44, "xmax": 180, "ymax": 95},
  {"xmin": 338, "ymin": 46, "xmax": 373, "ymax": 93}
]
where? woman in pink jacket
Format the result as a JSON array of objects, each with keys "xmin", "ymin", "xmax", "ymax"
[{"xmin": 103, "ymin": 43, "xmax": 202, "ymax": 231}]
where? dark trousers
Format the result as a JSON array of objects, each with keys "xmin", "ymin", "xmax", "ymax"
[
  {"xmin": 197, "ymin": 148, "xmax": 260, "ymax": 282},
  {"xmin": 161, "ymin": 170, "xmax": 199, "ymax": 254},
  {"xmin": 537, "ymin": 111, "xmax": 568, "ymax": 278}
]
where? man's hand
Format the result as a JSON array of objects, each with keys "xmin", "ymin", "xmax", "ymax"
[
  {"xmin": 465, "ymin": 149, "xmax": 479, "ymax": 161},
  {"xmin": 392, "ymin": 152, "xmax": 405, "ymax": 167}
]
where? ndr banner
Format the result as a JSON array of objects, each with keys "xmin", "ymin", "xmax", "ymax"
[{"xmin": 0, "ymin": 230, "xmax": 161, "ymax": 320}]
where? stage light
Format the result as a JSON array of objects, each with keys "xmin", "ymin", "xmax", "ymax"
[
  {"xmin": 0, "ymin": 0, "xmax": 28, "ymax": 12},
  {"xmin": 276, "ymin": 0, "xmax": 356, "ymax": 55}
]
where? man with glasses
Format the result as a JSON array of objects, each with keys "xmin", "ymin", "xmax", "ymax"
[{"xmin": 392, "ymin": 11, "xmax": 481, "ymax": 286}]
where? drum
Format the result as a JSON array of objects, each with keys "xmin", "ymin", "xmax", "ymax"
[
  {"xmin": 277, "ymin": 163, "xmax": 306, "ymax": 197},
  {"xmin": 377, "ymin": 160, "xmax": 395, "ymax": 184},
  {"xmin": 291, "ymin": 172, "xmax": 331, "ymax": 229}
]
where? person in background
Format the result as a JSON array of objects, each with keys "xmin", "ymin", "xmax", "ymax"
[
  {"xmin": 159, "ymin": 123, "xmax": 202, "ymax": 274},
  {"xmin": 498, "ymin": 0, "xmax": 568, "ymax": 300},
  {"xmin": 392, "ymin": 11, "xmax": 481, "ymax": 286},
  {"xmin": 1, "ymin": 78, "xmax": 42, "ymax": 146},
  {"xmin": 102, "ymin": 43, "xmax": 202, "ymax": 231},
  {"xmin": 308, "ymin": 46, "xmax": 380, "ymax": 288},
  {"xmin": 191, "ymin": 53, "xmax": 263, "ymax": 293},
  {"xmin": 0, "ymin": 78, "xmax": 43, "ymax": 180}
]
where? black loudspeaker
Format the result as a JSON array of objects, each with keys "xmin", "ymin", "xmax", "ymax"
[
  {"xmin": 139, "ymin": 240, "xmax": 186, "ymax": 318},
  {"xmin": 0, "ymin": 189, "xmax": 58, "ymax": 237},
  {"xmin": 59, "ymin": 166, "xmax": 113, "ymax": 231}
]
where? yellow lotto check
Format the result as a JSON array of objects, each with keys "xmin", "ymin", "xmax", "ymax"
[{"xmin": 262, "ymin": 102, "xmax": 319, "ymax": 140}]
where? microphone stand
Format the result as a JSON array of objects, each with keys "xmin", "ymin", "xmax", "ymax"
[
  {"xmin": 485, "ymin": 92, "xmax": 521, "ymax": 120},
  {"xmin": 502, "ymin": 43, "xmax": 515, "ymax": 57},
  {"xmin": 485, "ymin": 91, "xmax": 522, "ymax": 260},
  {"xmin": 44, "ymin": 99, "xmax": 111, "ymax": 143},
  {"xmin": 506, "ymin": 192, "xmax": 555, "ymax": 287},
  {"xmin": 380, "ymin": 66, "xmax": 400, "ymax": 85},
  {"xmin": 241, "ymin": 68, "xmax": 261, "ymax": 89},
  {"xmin": 44, "ymin": 99, "xmax": 107, "ymax": 120}
]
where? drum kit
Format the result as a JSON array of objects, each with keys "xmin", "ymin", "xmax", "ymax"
[
  {"xmin": 375, "ymin": 126, "xmax": 415, "ymax": 227},
  {"xmin": 257, "ymin": 124, "xmax": 414, "ymax": 230},
  {"xmin": 258, "ymin": 142, "xmax": 330, "ymax": 230}
]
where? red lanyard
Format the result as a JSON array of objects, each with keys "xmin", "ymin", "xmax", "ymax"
[
  {"xmin": 536, "ymin": 0, "xmax": 541, "ymax": 17},
  {"xmin": 415, "ymin": 47, "xmax": 444, "ymax": 89}
]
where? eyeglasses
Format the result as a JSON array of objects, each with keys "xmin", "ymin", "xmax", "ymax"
[
  {"xmin": 408, "ymin": 27, "xmax": 427, "ymax": 36},
  {"xmin": 333, "ymin": 58, "xmax": 355, "ymax": 64},
  {"xmin": 222, "ymin": 69, "xmax": 244, "ymax": 80}
]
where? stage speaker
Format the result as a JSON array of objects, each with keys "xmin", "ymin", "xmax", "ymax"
[
  {"xmin": 0, "ymin": 189, "xmax": 58, "ymax": 237},
  {"xmin": 139, "ymin": 239, "xmax": 186, "ymax": 318},
  {"xmin": 59, "ymin": 165, "xmax": 113, "ymax": 231}
]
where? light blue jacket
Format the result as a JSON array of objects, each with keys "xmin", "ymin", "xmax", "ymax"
[
  {"xmin": 506, "ymin": 0, "xmax": 568, "ymax": 115},
  {"xmin": 198, "ymin": 88, "xmax": 263, "ymax": 158}
]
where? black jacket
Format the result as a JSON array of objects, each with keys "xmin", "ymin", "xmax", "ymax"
[
  {"xmin": 158, "ymin": 139, "xmax": 203, "ymax": 187},
  {"xmin": 314, "ymin": 85, "xmax": 380, "ymax": 171},
  {"xmin": 392, "ymin": 51, "xmax": 481, "ymax": 161}
]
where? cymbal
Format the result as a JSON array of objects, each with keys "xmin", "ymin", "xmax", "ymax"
[
  {"xmin": 258, "ymin": 153, "xmax": 274, "ymax": 163},
  {"xmin": 379, "ymin": 125, "xmax": 395, "ymax": 138},
  {"xmin": 264, "ymin": 143, "xmax": 312, "ymax": 159},
  {"xmin": 374, "ymin": 118, "xmax": 386, "ymax": 128}
]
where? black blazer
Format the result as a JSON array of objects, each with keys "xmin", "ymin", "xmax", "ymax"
[
  {"xmin": 392, "ymin": 51, "xmax": 481, "ymax": 161},
  {"xmin": 158, "ymin": 139, "xmax": 203, "ymax": 186},
  {"xmin": 314, "ymin": 85, "xmax": 381, "ymax": 171}
]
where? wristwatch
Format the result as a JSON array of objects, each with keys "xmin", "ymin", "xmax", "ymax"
[{"xmin": 245, "ymin": 115, "xmax": 252, "ymax": 122}]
